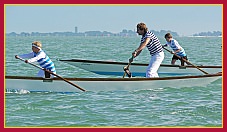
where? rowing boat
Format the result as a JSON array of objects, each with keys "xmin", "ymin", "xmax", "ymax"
[
  {"xmin": 5, "ymin": 72, "xmax": 222, "ymax": 93},
  {"xmin": 59, "ymin": 59, "xmax": 222, "ymax": 76}
]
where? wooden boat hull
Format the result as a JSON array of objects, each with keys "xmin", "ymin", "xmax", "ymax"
[
  {"xmin": 5, "ymin": 73, "xmax": 222, "ymax": 93},
  {"xmin": 60, "ymin": 59, "xmax": 222, "ymax": 76}
]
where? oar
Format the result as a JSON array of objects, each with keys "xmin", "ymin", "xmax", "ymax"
[
  {"xmin": 123, "ymin": 56, "xmax": 133, "ymax": 78},
  {"xmin": 162, "ymin": 47, "xmax": 209, "ymax": 74},
  {"xmin": 16, "ymin": 56, "xmax": 86, "ymax": 92}
]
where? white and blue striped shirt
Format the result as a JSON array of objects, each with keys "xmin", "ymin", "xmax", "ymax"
[
  {"xmin": 166, "ymin": 38, "xmax": 187, "ymax": 57},
  {"xmin": 19, "ymin": 50, "xmax": 56, "ymax": 73},
  {"xmin": 141, "ymin": 31, "xmax": 163, "ymax": 56}
]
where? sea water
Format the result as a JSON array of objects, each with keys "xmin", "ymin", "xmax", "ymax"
[{"xmin": 5, "ymin": 36, "xmax": 222, "ymax": 127}]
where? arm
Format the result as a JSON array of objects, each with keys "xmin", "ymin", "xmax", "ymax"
[
  {"xmin": 171, "ymin": 39, "xmax": 183, "ymax": 54},
  {"xmin": 27, "ymin": 52, "xmax": 46, "ymax": 63},
  {"xmin": 18, "ymin": 52, "xmax": 34, "ymax": 59},
  {"xmin": 173, "ymin": 48, "xmax": 182, "ymax": 54},
  {"xmin": 132, "ymin": 37, "xmax": 151, "ymax": 58}
]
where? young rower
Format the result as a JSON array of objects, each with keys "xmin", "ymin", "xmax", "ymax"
[
  {"xmin": 15, "ymin": 41, "xmax": 56, "ymax": 78},
  {"xmin": 163, "ymin": 33, "xmax": 190, "ymax": 66}
]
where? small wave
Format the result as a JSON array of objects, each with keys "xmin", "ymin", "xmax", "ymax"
[{"xmin": 5, "ymin": 89, "xmax": 30, "ymax": 94}]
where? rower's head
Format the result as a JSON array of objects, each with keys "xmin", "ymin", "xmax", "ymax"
[
  {"xmin": 136, "ymin": 22, "xmax": 148, "ymax": 36},
  {"xmin": 32, "ymin": 41, "xmax": 42, "ymax": 53},
  {"xmin": 165, "ymin": 33, "xmax": 172, "ymax": 42}
]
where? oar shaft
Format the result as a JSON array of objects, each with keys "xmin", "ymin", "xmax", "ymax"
[
  {"xmin": 162, "ymin": 47, "xmax": 209, "ymax": 74},
  {"xmin": 47, "ymin": 72, "xmax": 86, "ymax": 92},
  {"xmin": 17, "ymin": 57, "xmax": 86, "ymax": 92}
]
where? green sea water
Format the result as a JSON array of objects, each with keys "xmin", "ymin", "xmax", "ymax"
[{"xmin": 5, "ymin": 36, "xmax": 222, "ymax": 127}]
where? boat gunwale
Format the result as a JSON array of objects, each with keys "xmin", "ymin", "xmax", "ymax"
[
  {"xmin": 5, "ymin": 72, "xmax": 222, "ymax": 81},
  {"xmin": 60, "ymin": 59, "xmax": 222, "ymax": 68}
]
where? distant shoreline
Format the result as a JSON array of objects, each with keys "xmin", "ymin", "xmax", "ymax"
[
  {"xmin": 6, "ymin": 30, "xmax": 222, "ymax": 37},
  {"xmin": 5, "ymin": 35, "xmax": 222, "ymax": 38}
]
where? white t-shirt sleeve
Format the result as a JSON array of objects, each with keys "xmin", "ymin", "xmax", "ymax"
[
  {"xmin": 28, "ymin": 52, "xmax": 46, "ymax": 63},
  {"xmin": 19, "ymin": 52, "xmax": 34, "ymax": 59}
]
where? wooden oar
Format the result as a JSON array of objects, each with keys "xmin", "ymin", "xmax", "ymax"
[
  {"xmin": 16, "ymin": 56, "xmax": 86, "ymax": 92},
  {"xmin": 123, "ymin": 56, "xmax": 133, "ymax": 78},
  {"xmin": 162, "ymin": 47, "xmax": 209, "ymax": 74}
]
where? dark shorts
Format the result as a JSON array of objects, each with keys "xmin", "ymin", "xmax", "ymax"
[{"xmin": 172, "ymin": 55, "xmax": 188, "ymax": 60}]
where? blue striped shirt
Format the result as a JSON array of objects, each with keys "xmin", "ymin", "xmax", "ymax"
[
  {"xmin": 166, "ymin": 39, "xmax": 187, "ymax": 57},
  {"xmin": 141, "ymin": 31, "xmax": 163, "ymax": 56},
  {"xmin": 19, "ymin": 50, "xmax": 56, "ymax": 73},
  {"xmin": 34, "ymin": 50, "xmax": 56, "ymax": 73}
]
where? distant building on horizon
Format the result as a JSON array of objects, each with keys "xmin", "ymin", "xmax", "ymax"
[{"xmin": 75, "ymin": 26, "xmax": 78, "ymax": 34}]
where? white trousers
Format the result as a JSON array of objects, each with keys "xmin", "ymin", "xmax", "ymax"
[
  {"xmin": 37, "ymin": 69, "xmax": 56, "ymax": 78},
  {"xmin": 146, "ymin": 51, "xmax": 164, "ymax": 78}
]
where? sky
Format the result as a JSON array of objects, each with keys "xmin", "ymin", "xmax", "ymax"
[{"xmin": 5, "ymin": 4, "xmax": 222, "ymax": 36}]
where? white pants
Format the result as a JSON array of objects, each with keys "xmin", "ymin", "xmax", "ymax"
[
  {"xmin": 146, "ymin": 51, "xmax": 164, "ymax": 78},
  {"xmin": 37, "ymin": 69, "xmax": 56, "ymax": 78}
]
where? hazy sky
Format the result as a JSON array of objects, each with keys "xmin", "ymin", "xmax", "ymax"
[{"xmin": 5, "ymin": 4, "xmax": 222, "ymax": 36}]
